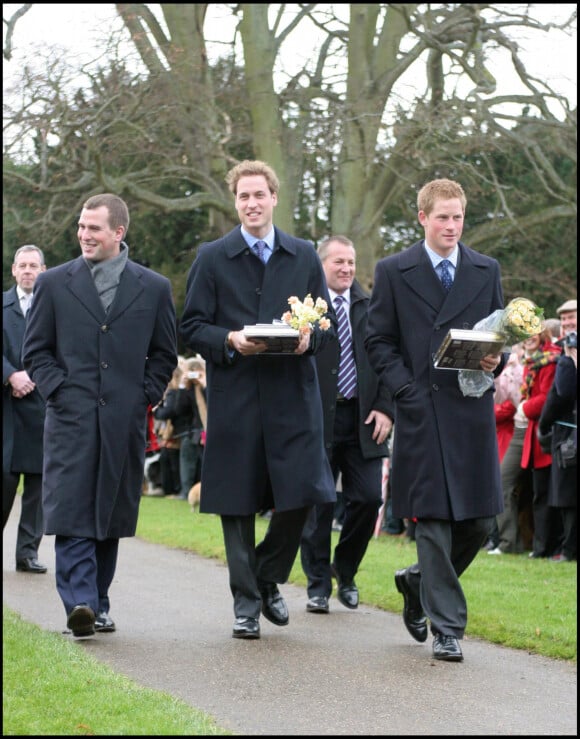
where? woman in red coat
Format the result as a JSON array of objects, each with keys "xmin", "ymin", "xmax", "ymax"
[{"xmin": 518, "ymin": 326, "xmax": 562, "ymax": 558}]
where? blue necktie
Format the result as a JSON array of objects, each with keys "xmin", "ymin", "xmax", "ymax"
[
  {"xmin": 253, "ymin": 240, "xmax": 267, "ymax": 263},
  {"xmin": 439, "ymin": 259, "xmax": 453, "ymax": 292},
  {"xmin": 334, "ymin": 295, "xmax": 357, "ymax": 399}
]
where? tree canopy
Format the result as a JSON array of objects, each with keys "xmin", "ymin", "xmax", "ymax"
[{"xmin": 3, "ymin": 3, "xmax": 577, "ymax": 315}]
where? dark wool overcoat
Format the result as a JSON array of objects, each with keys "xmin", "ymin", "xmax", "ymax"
[
  {"xmin": 179, "ymin": 225, "xmax": 337, "ymax": 515},
  {"xmin": 315, "ymin": 279, "xmax": 392, "ymax": 460},
  {"xmin": 3, "ymin": 286, "xmax": 45, "ymax": 474},
  {"xmin": 22, "ymin": 256, "xmax": 177, "ymax": 539},
  {"xmin": 539, "ymin": 355, "xmax": 577, "ymax": 509},
  {"xmin": 365, "ymin": 240, "xmax": 505, "ymax": 521}
]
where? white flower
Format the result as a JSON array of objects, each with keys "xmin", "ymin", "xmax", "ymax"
[{"xmin": 281, "ymin": 294, "xmax": 331, "ymax": 334}]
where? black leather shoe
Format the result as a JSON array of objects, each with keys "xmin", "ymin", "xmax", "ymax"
[
  {"xmin": 67, "ymin": 604, "xmax": 96, "ymax": 637},
  {"xmin": 433, "ymin": 633, "xmax": 463, "ymax": 662},
  {"xmin": 259, "ymin": 582, "xmax": 289, "ymax": 626},
  {"xmin": 306, "ymin": 595, "xmax": 330, "ymax": 613},
  {"xmin": 394, "ymin": 568, "xmax": 428, "ymax": 642},
  {"xmin": 95, "ymin": 612, "xmax": 116, "ymax": 632},
  {"xmin": 16, "ymin": 558, "xmax": 47, "ymax": 574},
  {"xmin": 232, "ymin": 617, "xmax": 260, "ymax": 639},
  {"xmin": 331, "ymin": 563, "xmax": 359, "ymax": 609}
]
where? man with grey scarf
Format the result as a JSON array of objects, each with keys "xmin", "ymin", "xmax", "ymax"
[{"xmin": 23, "ymin": 193, "xmax": 177, "ymax": 638}]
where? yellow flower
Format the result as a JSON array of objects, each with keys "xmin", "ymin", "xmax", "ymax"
[
  {"xmin": 499, "ymin": 297, "xmax": 544, "ymax": 343},
  {"xmin": 471, "ymin": 297, "xmax": 544, "ymax": 345},
  {"xmin": 282, "ymin": 294, "xmax": 331, "ymax": 334}
]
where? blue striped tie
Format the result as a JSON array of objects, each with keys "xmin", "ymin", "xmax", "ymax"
[
  {"xmin": 334, "ymin": 295, "xmax": 357, "ymax": 399},
  {"xmin": 439, "ymin": 259, "xmax": 453, "ymax": 292}
]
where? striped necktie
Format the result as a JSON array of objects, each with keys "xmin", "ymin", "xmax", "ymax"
[
  {"xmin": 439, "ymin": 260, "xmax": 453, "ymax": 292},
  {"xmin": 334, "ymin": 295, "xmax": 357, "ymax": 399}
]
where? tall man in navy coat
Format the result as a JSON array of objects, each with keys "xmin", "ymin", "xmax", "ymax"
[
  {"xmin": 23, "ymin": 193, "xmax": 177, "ymax": 637},
  {"xmin": 3, "ymin": 245, "xmax": 47, "ymax": 573},
  {"xmin": 180, "ymin": 160, "xmax": 337, "ymax": 639},
  {"xmin": 365, "ymin": 179, "xmax": 505, "ymax": 662}
]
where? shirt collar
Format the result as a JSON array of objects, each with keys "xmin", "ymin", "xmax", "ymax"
[
  {"xmin": 241, "ymin": 227, "xmax": 275, "ymax": 253},
  {"xmin": 16, "ymin": 286, "xmax": 32, "ymax": 301},
  {"xmin": 329, "ymin": 288, "xmax": 352, "ymax": 307},
  {"xmin": 424, "ymin": 242, "xmax": 459, "ymax": 269}
]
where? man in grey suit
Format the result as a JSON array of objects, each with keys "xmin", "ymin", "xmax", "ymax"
[
  {"xmin": 365, "ymin": 178, "xmax": 505, "ymax": 662},
  {"xmin": 3, "ymin": 245, "xmax": 47, "ymax": 574},
  {"xmin": 180, "ymin": 159, "xmax": 337, "ymax": 640},
  {"xmin": 23, "ymin": 194, "xmax": 177, "ymax": 638}
]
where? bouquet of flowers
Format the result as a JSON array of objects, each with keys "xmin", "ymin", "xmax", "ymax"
[
  {"xmin": 281, "ymin": 294, "xmax": 331, "ymax": 334},
  {"xmin": 458, "ymin": 297, "xmax": 544, "ymax": 398}
]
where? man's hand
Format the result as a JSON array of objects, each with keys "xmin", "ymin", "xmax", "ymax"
[
  {"xmin": 228, "ymin": 330, "xmax": 268, "ymax": 355},
  {"xmin": 366, "ymin": 410, "xmax": 393, "ymax": 445},
  {"xmin": 480, "ymin": 353, "xmax": 502, "ymax": 372},
  {"xmin": 9, "ymin": 370, "xmax": 36, "ymax": 398}
]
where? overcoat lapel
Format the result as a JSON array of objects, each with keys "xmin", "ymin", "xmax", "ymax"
[
  {"xmin": 65, "ymin": 256, "xmax": 145, "ymax": 323},
  {"xmin": 106, "ymin": 264, "xmax": 144, "ymax": 321},
  {"xmin": 399, "ymin": 241, "xmax": 494, "ymax": 326},
  {"xmin": 66, "ymin": 257, "xmax": 105, "ymax": 321}
]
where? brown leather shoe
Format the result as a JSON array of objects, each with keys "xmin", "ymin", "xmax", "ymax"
[{"xmin": 394, "ymin": 568, "xmax": 428, "ymax": 642}]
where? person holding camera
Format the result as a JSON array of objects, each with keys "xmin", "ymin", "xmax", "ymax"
[
  {"xmin": 174, "ymin": 357, "xmax": 207, "ymax": 501},
  {"xmin": 538, "ymin": 301, "xmax": 577, "ymax": 562}
]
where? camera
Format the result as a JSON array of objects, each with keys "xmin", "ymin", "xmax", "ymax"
[
  {"xmin": 555, "ymin": 331, "xmax": 577, "ymax": 349},
  {"xmin": 187, "ymin": 371, "xmax": 200, "ymax": 380}
]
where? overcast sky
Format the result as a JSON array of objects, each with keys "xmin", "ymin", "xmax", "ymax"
[{"xmin": 3, "ymin": 3, "xmax": 577, "ymax": 107}]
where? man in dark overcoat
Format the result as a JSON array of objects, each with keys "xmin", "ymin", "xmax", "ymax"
[
  {"xmin": 22, "ymin": 193, "xmax": 177, "ymax": 638},
  {"xmin": 300, "ymin": 235, "xmax": 393, "ymax": 615},
  {"xmin": 180, "ymin": 160, "xmax": 337, "ymax": 640},
  {"xmin": 3, "ymin": 245, "xmax": 47, "ymax": 573},
  {"xmin": 539, "ymin": 332, "xmax": 577, "ymax": 562},
  {"xmin": 365, "ymin": 178, "xmax": 505, "ymax": 662}
]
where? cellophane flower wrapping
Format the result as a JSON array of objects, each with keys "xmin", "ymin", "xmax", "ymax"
[
  {"xmin": 281, "ymin": 294, "xmax": 331, "ymax": 334},
  {"xmin": 458, "ymin": 297, "xmax": 544, "ymax": 398}
]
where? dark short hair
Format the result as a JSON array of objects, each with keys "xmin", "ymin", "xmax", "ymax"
[{"xmin": 83, "ymin": 193, "xmax": 130, "ymax": 234}]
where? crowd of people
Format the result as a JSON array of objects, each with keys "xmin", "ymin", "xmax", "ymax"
[{"xmin": 4, "ymin": 165, "xmax": 576, "ymax": 663}]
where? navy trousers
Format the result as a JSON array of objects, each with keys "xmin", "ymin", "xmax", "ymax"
[{"xmin": 55, "ymin": 535, "xmax": 119, "ymax": 617}]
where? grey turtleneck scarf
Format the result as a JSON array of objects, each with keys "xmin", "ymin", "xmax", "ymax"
[{"xmin": 84, "ymin": 242, "xmax": 129, "ymax": 313}]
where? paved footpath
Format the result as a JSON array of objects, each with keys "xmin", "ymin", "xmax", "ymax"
[{"xmin": 3, "ymin": 498, "xmax": 577, "ymax": 736}]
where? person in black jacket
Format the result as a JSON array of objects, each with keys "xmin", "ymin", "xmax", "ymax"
[
  {"xmin": 538, "ymin": 325, "xmax": 577, "ymax": 562},
  {"xmin": 3, "ymin": 245, "xmax": 47, "ymax": 574},
  {"xmin": 300, "ymin": 235, "xmax": 393, "ymax": 614}
]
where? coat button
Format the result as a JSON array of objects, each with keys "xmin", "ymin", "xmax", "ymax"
[
  {"xmin": 101, "ymin": 362, "xmax": 108, "ymax": 369},
  {"xmin": 432, "ymin": 384, "xmax": 439, "ymax": 391},
  {"xmin": 101, "ymin": 325, "xmax": 109, "ymax": 332},
  {"xmin": 99, "ymin": 398, "xmax": 106, "ymax": 406}
]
